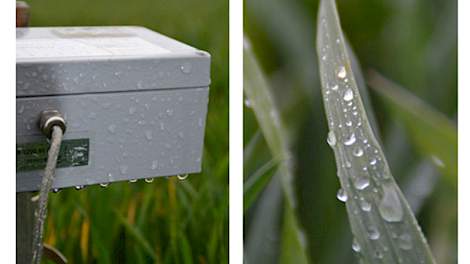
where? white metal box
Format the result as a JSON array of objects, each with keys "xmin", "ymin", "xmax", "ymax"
[{"xmin": 16, "ymin": 26, "xmax": 210, "ymax": 192}]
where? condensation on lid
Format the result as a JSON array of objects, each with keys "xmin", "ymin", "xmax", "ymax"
[{"xmin": 17, "ymin": 36, "xmax": 170, "ymax": 60}]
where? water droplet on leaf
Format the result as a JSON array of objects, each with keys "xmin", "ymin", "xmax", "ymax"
[
  {"xmin": 337, "ymin": 66, "xmax": 347, "ymax": 79},
  {"xmin": 378, "ymin": 182, "xmax": 403, "ymax": 222},
  {"xmin": 343, "ymin": 89, "xmax": 354, "ymax": 101},
  {"xmin": 344, "ymin": 133, "xmax": 356, "ymax": 145},
  {"xmin": 336, "ymin": 188, "xmax": 348, "ymax": 202},
  {"xmin": 327, "ymin": 131, "xmax": 336, "ymax": 146}
]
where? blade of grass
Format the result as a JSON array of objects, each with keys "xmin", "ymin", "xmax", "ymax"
[
  {"xmin": 245, "ymin": 174, "xmax": 283, "ymax": 264},
  {"xmin": 244, "ymin": 38, "xmax": 309, "ymax": 263},
  {"xmin": 244, "ymin": 158, "xmax": 279, "ymax": 211},
  {"xmin": 280, "ymin": 204, "xmax": 309, "ymax": 264},
  {"xmin": 244, "ymin": 39, "xmax": 294, "ymax": 207},
  {"xmin": 367, "ymin": 70, "xmax": 457, "ymax": 189},
  {"xmin": 115, "ymin": 212, "xmax": 156, "ymax": 260},
  {"xmin": 316, "ymin": 0, "xmax": 436, "ymax": 263}
]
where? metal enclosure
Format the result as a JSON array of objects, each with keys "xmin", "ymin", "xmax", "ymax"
[{"xmin": 16, "ymin": 26, "xmax": 210, "ymax": 192}]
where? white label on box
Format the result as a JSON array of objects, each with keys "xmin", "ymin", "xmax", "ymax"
[{"xmin": 17, "ymin": 37, "xmax": 170, "ymax": 59}]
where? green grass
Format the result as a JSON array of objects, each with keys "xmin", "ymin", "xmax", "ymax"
[
  {"xmin": 316, "ymin": 0, "xmax": 436, "ymax": 262},
  {"xmin": 244, "ymin": 0, "xmax": 457, "ymax": 263},
  {"xmin": 25, "ymin": 0, "xmax": 228, "ymax": 263}
]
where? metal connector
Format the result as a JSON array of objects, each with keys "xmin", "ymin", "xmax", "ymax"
[{"xmin": 38, "ymin": 110, "xmax": 66, "ymax": 138}]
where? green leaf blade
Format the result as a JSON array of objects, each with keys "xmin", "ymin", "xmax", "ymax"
[
  {"xmin": 368, "ymin": 70, "xmax": 457, "ymax": 189},
  {"xmin": 244, "ymin": 39, "xmax": 309, "ymax": 263},
  {"xmin": 316, "ymin": 0, "xmax": 437, "ymax": 263}
]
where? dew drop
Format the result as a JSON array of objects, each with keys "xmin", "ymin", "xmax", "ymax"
[
  {"xmin": 100, "ymin": 182, "xmax": 109, "ymax": 188},
  {"xmin": 343, "ymin": 133, "xmax": 356, "ymax": 146},
  {"xmin": 352, "ymin": 238, "xmax": 361, "ymax": 252},
  {"xmin": 398, "ymin": 233, "xmax": 413, "ymax": 250},
  {"xmin": 119, "ymin": 165, "xmax": 128, "ymax": 175},
  {"xmin": 144, "ymin": 178, "xmax": 154, "ymax": 183},
  {"xmin": 378, "ymin": 182, "xmax": 403, "ymax": 222},
  {"xmin": 129, "ymin": 179, "xmax": 138, "ymax": 183},
  {"xmin": 331, "ymin": 84, "xmax": 338, "ymax": 91},
  {"xmin": 52, "ymin": 188, "xmax": 61, "ymax": 193},
  {"xmin": 180, "ymin": 63, "xmax": 192, "ymax": 74},
  {"xmin": 370, "ymin": 158, "xmax": 378, "ymax": 165},
  {"xmin": 367, "ymin": 226, "xmax": 380, "ymax": 240},
  {"xmin": 75, "ymin": 185, "xmax": 84, "ymax": 190},
  {"xmin": 354, "ymin": 177, "xmax": 370, "ymax": 190},
  {"xmin": 244, "ymin": 98, "xmax": 252, "ymax": 108},
  {"xmin": 145, "ymin": 130, "xmax": 153, "ymax": 141},
  {"xmin": 360, "ymin": 200, "xmax": 372, "ymax": 211},
  {"xmin": 151, "ymin": 160, "xmax": 159, "ymax": 170},
  {"xmin": 327, "ymin": 131, "xmax": 336, "ymax": 147},
  {"xmin": 336, "ymin": 188, "xmax": 348, "ymax": 202},
  {"xmin": 107, "ymin": 124, "xmax": 116, "ymax": 134},
  {"xmin": 177, "ymin": 174, "xmax": 189, "ymax": 180},
  {"xmin": 343, "ymin": 89, "xmax": 354, "ymax": 101},
  {"xmin": 337, "ymin": 66, "xmax": 347, "ymax": 79},
  {"xmin": 352, "ymin": 147, "xmax": 364, "ymax": 157}
]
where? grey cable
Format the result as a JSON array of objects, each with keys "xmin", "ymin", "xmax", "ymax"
[{"xmin": 31, "ymin": 125, "xmax": 64, "ymax": 264}]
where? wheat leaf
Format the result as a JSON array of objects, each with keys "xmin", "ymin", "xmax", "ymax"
[
  {"xmin": 316, "ymin": 0, "xmax": 437, "ymax": 263},
  {"xmin": 368, "ymin": 70, "xmax": 457, "ymax": 189},
  {"xmin": 244, "ymin": 38, "xmax": 309, "ymax": 263}
]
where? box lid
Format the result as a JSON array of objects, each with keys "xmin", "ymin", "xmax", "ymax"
[{"xmin": 17, "ymin": 26, "xmax": 211, "ymax": 97}]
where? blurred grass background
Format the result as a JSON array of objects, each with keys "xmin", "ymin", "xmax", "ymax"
[
  {"xmin": 244, "ymin": 0, "xmax": 457, "ymax": 263},
  {"xmin": 25, "ymin": 0, "xmax": 228, "ymax": 263}
]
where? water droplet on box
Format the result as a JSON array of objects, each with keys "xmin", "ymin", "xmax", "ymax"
[
  {"xmin": 180, "ymin": 63, "xmax": 192, "ymax": 74},
  {"xmin": 151, "ymin": 160, "xmax": 159, "ymax": 170},
  {"xmin": 108, "ymin": 124, "xmax": 116, "ymax": 134},
  {"xmin": 145, "ymin": 178, "xmax": 154, "ymax": 183},
  {"xmin": 119, "ymin": 165, "xmax": 128, "ymax": 174},
  {"xmin": 145, "ymin": 130, "xmax": 153, "ymax": 141},
  {"xmin": 177, "ymin": 174, "xmax": 189, "ymax": 180}
]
